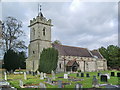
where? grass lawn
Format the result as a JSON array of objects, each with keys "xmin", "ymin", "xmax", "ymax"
[{"xmin": 1, "ymin": 70, "xmax": 120, "ymax": 88}]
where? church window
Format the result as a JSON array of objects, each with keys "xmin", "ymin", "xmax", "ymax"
[
  {"xmin": 43, "ymin": 27, "xmax": 45, "ymax": 36},
  {"xmin": 59, "ymin": 63, "xmax": 61, "ymax": 69},
  {"xmin": 33, "ymin": 28, "xmax": 35, "ymax": 36},
  {"xmin": 33, "ymin": 51, "xmax": 35, "ymax": 54}
]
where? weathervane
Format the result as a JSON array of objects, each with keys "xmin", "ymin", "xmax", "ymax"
[{"xmin": 38, "ymin": 3, "xmax": 42, "ymax": 16}]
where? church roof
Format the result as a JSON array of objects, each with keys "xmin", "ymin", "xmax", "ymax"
[
  {"xmin": 52, "ymin": 44, "xmax": 93, "ymax": 57},
  {"xmin": 90, "ymin": 50, "xmax": 103, "ymax": 59},
  {"xmin": 66, "ymin": 60, "xmax": 79, "ymax": 67}
]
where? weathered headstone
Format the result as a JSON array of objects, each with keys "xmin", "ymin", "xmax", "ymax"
[
  {"xmin": 4, "ymin": 72, "xmax": 7, "ymax": 81},
  {"xmin": 92, "ymin": 76, "xmax": 99, "ymax": 87},
  {"xmin": 40, "ymin": 72, "xmax": 44, "ymax": 79},
  {"xmin": 37, "ymin": 71, "xmax": 40, "ymax": 75},
  {"xmin": 111, "ymin": 72, "xmax": 115, "ymax": 76},
  {"xmin": 81, "ymin": 73, "xmax": 84, "ymax": 77},
  {"xmin": 98, "ymin": 73, "xmax": 101, "ymax": 77},
  {"xmin": 52, "ymin": 70, "xmax": 55, "ymax": 80},
  {"xmin": 64, "ymin": 74, "xmax": 68, "ymax": 79},
  {"xmin": 48, "ymin": 78, "xmax": 52, "ymax": 84},
  {"xmin": 86, "ymin": 73, "xmax": 90, "ymax": 77},
  {"xmin": 75, "ymin": 83, "xmax": 82, "ymax": 90},
  {"xmin": 44, "ymin": 73, "xmax": 47, "ymax": 78},
  {"xmin": 117, "ymin": 73, "xmax": 120, "ymax": 77},
  {"xmin": 39, "ymin": 83, "xmax": 46, "ymax": 88},
  {"xmin": 19, "ymin": 80, "xmax": 23, "ymax": 88},
  {"xmin": 24, "ymin": 72, "xmax": 27, "ymax": 80},
  {"xmin": 76, "ymin": 73, "xmax": 79, "ymax": 77},
  {"xmin": 58, "ymin": 80, "xmax": 62, "ymax": 88},
  {"xmin": 100, "ymin": 75, "xmax": 107, "ymax": 82}
]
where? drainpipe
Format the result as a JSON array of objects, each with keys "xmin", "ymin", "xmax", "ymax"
[{"xmin": 84, "ymin": 61, "xmax": 85, "ymax": 72}]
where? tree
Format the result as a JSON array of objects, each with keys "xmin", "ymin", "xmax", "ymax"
[
  {"xmin": 3, "ymin": 49, "xmax": 19, "ymax": 72},
  {"xmin": 99, "ymin": 45, "xmax": 120, "ymax": 69},
  {"xmin": 53, "ymin": 40, "xmax": 62, "ymax": 45},
  {"xmin": 18, "ymin": 51, "xmax": 26, "ymax": 69},
  {"xmin": 2, "ymin": 16, "xmax": 27, "ymax": 52},
  {"xmin": 39, "ymin": 48, "xmax": 58, "ymax": 73}
]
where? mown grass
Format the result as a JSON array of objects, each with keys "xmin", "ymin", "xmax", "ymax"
[{"xmin": 1, "ymin": 70, "xmax": 120, "ymax": 88}]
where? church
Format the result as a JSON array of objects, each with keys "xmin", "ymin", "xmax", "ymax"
[{"xmin": 26, "ymin": 8, "xmax": 107, "ymax": 72}]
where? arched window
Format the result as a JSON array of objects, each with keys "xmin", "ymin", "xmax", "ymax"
[
  {"xmin": 33, "ymin": 28, "xmax": 35, "ymax": 36},
  {"xmin": 43, "ymin": 27, "xmax": 45, "ymax": 36},
  {"xmin": 59, "ymin": 63, "xmax": 61, "ymax": 69}
]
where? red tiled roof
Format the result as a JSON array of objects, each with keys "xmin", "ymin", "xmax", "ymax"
[{"xmin": 66, "ymin": 60, "xmax": 78, "ymax": 66}]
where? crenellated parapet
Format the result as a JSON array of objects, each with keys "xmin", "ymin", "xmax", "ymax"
[{"xmin": 29, "ymin": 15, "xmax": 53, "ymax": 27}]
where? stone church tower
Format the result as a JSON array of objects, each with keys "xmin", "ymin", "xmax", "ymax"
[{"xmin": 26, "ymin": 8, "xmax": 53, "ymax": 71}]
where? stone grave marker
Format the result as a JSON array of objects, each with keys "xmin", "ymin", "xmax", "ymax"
[
  {"xmin": 48, "ymin": 78, "xmax": 52, "ymax": 84},
  {"xmin": 19, "ymin": 80, "xmax": 23, "ymax": 88},
  {"xmin": 75, "ymin": 83, "xmax": 82, "ymax": 90},
  {"xmin": 4, "ymin": 72, "xmax": 7, "ymax": 81},
  {"xmin": 52, "ymin": 70, "xmax": 55, "ymax": 80},
  {"xmin": 24, "ymin": 72, "xmax": 27, "ymax": 80},
  {"xmin": 117, "ymin": 72, "xmax": 120, "ymax": 77},
  {"xmin": 86, "ymin": 73, "xmax": 90, "ymax": 77},
  {"xmin": 92, "ymin": 76, "xmax": 99, "ymax": 87},
  {"xmin": 104, "ymin": 74, "xmax": 110, "ymax": 79},
  {"xmin": 98, "ymin": 73, "xmax": 101, "ymax": 77},
  {"xmin": 76, "ymin": 73, "xmax": 79, "ymax": 77},
  {"xmin": 81, "ymin": 73, "xmax": 84, "ymax": 77},
  {"xmin": 44, "ymin": 73, "xmax": 47, "ymax": 78},
  {"xmin": 37, "ymin": 71, "xmax": 40, "ymax": 75},
  {"xmin": 64, "ymin": 74, "xmax": 68, "ymax": 79},
  {"xmin": 111, "ymin": 72, "xmax": 115, "ymax": 77},
  {"xmin": 58, "ymin": 80, "xmax": 62, "ymax": 88},
  {"xmin": 40, "ymin": 72, "xmax": 44, "ymax": 79},
  {"xmin": 100, "ymin": 75, "xmax": 107, "ymax": 82},
  {"xmin": 39, "ymin": 83, "xmax": 46, "ymax": 88}
]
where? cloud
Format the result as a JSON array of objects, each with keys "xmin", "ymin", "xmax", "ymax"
[{"xmin": 1, "ymin": 1, "xmax": 118, "ymax": 50}]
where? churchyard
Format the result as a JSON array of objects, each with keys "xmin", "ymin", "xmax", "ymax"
[{"xmin": 0, "ymin": 70, "xmax": 120, "ymax": 89}]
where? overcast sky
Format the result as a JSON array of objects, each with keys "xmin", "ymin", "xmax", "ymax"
[{"xmin": 1, "ymin": 0, "xmax": 118, "ymax": 50}]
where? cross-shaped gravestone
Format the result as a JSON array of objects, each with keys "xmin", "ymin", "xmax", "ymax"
[
  {"xmin": 24, "ymin": 72, "xmax": 27, "ymax": 80},
  {"xmin": 40, "ymin": 72, "xmax": 44, "ymax": 79},
  {"xmin": 4, "ymin": 72, "xmax": 7, "ymax": 81}
]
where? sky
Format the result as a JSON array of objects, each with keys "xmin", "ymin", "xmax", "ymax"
[{"xmin": 0, "ymin": 0, "xmax": 118, "ymax": 51}]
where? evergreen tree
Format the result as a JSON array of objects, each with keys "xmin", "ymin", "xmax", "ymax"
[
  {"xmin": 3, "ymin": 49, "xmax": 19, "ymax": 72},
  {"xmin": 39, "ymin": 48, "xmax": 58, "ymax": 73}
]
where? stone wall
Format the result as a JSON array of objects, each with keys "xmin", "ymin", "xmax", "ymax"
[{"xmin": 56, "ymin": 55, "xmax": 107, "ymax": 72}]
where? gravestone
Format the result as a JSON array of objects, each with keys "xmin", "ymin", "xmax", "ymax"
[
  {"xmin": 24, "ymin": 72, "xmax": 27, "ymax": 80},
  {"xmin": 64, "ymin": 74, "xmax": 68, "ymax": 79},
  {"xmin": 44, "ymin": 73, "xmax": 47, "ymax": 78},
  {"xmin": 75, "ymin": 83, "xmax": 82, "ymax": 90},
  {"xmin": 86, "ymin": 73, "xmax": 90, "ymax": 77},
  {"xmin": 98, "ymin": 73, "xmax": 101, "ymax": 77},
  {"xmin": 40, "ymin": 72, "xmax": 44, "ymax": 79},
  {"xmin": 4, "ymin": 72, "xmax": 7, "ymax": 81},
  {"xmin": 48, "ymin": 78, "xmax": 52, "ymax": 84},
  {"xmin": 117, "ymin": 73, "xmax": 120, "ymax": 77},
  {"xmin": 100, "ymin": 75, "xmax": 107, "ymax": 82},
  {"xmin": 37, "ymin": 71, "xmax": 40, "ymax": 75},
  {"xmin": 39, "ymin": 83, "xmax": 46, "ymax": 88},
  {"xmin": 76, "ymin": 73, "xmax": 79, "ymax": 77},
  {"xmin": 92, "ymin": 76, "xmax": 99, "ymax": 87},
  {"xmin": 19, "ymin": 80, "xmax": 23, "ymax": 88},
  {"xmin": 111, "ymin": 72, "xmax": 115, "ymax": 76},
  {"xmin": 81, "ymin": 73, "xmax": 84, "ymax": 77},
  {"xmin": 58, "ymin": 80, "xmax": 62, "ymax": 88},
  {"xmin": 52, "ymin": 70, "xmax": 55, "ymax": 80}
]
